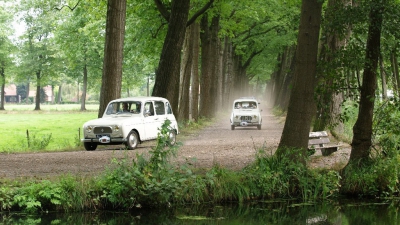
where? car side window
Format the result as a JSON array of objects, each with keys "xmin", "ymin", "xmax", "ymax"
[
  {"xmin": 154, "ymin": 101, "xmax": 165, "ymax": 115},
  {"xmin": 144, "ymin": 102, "xmax": 154, "ymax": 116},
  {"xmin": 166, "ymin": 102, "xmax": 172, "ymax": 114},
  {"xmin": 106, "ymin": 103, "xmax": 117, "ymax": 115}
]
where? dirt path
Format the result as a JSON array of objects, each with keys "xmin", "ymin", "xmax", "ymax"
[{"xmin": 0, "ymin": 107, "xmax": 350, "ymax": 178}]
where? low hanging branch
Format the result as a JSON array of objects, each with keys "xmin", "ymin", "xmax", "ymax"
[{"xmin": 54, "ymin": 0, "xmax": 81, "ymax": 11}]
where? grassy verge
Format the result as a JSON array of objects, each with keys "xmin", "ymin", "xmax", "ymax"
[{"xmin": 0, "ymin": 104, "xmax": 98, "ymax": 152}]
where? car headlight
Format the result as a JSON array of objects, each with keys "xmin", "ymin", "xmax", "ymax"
[
  {"xmin": 86, "ymin": 126, "xmax": 93, "ymax": 133},
  {"xmin": 253, "ymin": 115, "xmax": 257, "ymax": 119},
  {"xmin": 235, "ymin": 115, "xmax": 239, "ymax": 119},
  {"xmin": 114, "ymin": 125, "xmax": 120, "ymax": 132}
]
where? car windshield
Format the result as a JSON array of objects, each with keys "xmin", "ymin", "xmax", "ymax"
[
  {"xmin": 234, "ymin": 101, "xmax": 257, "ymax": 109},
  {"xmin": 105, "ymin": 101, "xmax": 142, "ymax": 115}
]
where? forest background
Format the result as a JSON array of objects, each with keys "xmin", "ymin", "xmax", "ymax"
[{"xmin": 1, "ymin": 0, "xmax": 400, "ymax": 181}]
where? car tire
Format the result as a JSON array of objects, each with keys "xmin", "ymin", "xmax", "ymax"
[
  {"xmin": 257, "ymin": 124, "xmax": 261, "ymax": 130},
  {"xmin": 231, "ymin": 125, "xmax": 235, "ymax": 130},
  {"xmin": 169, "ymin": 130, "xmax": 177, "ymax": 145},
  {"xmin": 125, "ymin": 131, "xmax": 139, "ymax": 150},
  {"xmin": 84, "ymin": 142, "xmax": 98, "ymax": 151}
]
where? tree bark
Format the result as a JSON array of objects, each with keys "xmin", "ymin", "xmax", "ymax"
[
  {"xmin": 81, "ymin": 64, "xmax": 87, "ymax": 111},
  {"xmin": 34, "ymin": 70, "xmax": 41, "ymax": 110},
  {"xmin": 190, "ymin": 22, "xmax": 200, "ymax": 122},
  {"xmin": 276, "ymin": 0, "xmax": 323, "ymax": 164},
  {"xmin": 57, "ymin": 85, "xmax": 62, "ymax": 104},
  {"xmin": 313, "ymin": 0, "xmax": 351, "ymax": 134},
  {"xmin": 178, "ymin": 25, "xmax": 193, "ymax": 122},
  {"xmin": 152, "ymin": 0, "xmax": 190, "ymax": 114},
  {"xmin": 391, "ymin": 50, "xmax": 399, "ymax": 96},
  {"xmin": 199, "ymin": 15, "xmax": 212, "ymax": 118},
  {"xmin": 97, "ymin": 0, "xmax": 126, "ymax": 118},
  {"xmin": 209, "ymin": 16, "xmax": 220, "ymax": 116},
  {"xmin": 0, "ymin": 65, "xmax": 5, "ymax": 110},
  {"xmin": 379, "ymin": 53, "xmax": 388, "ymax": 100},
  {"xmin": 26, "ymin": 82, "xmax": 30, "ymax": 104},
  {"xmin": 349, "ymin": 0, "xmax": 384, "ymax": 164}
]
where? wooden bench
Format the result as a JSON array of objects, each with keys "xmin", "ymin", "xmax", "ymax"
[{"xmin": 308, "ymin": 131, "xmax": 341, "ymax": 156}]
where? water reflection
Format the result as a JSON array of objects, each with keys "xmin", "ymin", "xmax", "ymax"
[{"xmin": 1, "ymin": 199, "xmax": 399, "ymax": 224}]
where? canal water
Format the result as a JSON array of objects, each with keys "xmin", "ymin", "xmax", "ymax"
[{"xmin": 1, "ymin": 199, "xmax": 399, "ymax": 224}]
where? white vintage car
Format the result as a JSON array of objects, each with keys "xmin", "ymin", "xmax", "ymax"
[
  {"xmin": 81, "ymin": 96, "xmax": 179, "ymax": 151},
  {"xmin": 230, "ymin": 97, "xmax": 262, "ymax": 130}
]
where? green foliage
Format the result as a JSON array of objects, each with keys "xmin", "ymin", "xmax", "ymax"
[
  {"xmin": 339, "ymin": 100, "xmax": 358, "ymax": 142},
  {"xmin": 341, "ymin": 156, "xmax": 400, "ymax": 197},
  {"xmin": 0, "ymin": 185, "xmax": 14, "ymax": 211},
  {"xmin": 28, "ymin": 133, "xmax": 52, "ymax": 150},
  {"xmin": 94, "ymin": 119, "xmax": 186, "ymax": 209},
  {"xmin": 373, "ymin": 98, "xmax": 400, "ymax": 157},
  {"xmin": 244, "ymin": 148, "xmax": 340, "ymax": 201},
  {"xmin": 206, "ymin": 165, "xmax": 250, "ymax": 202}
]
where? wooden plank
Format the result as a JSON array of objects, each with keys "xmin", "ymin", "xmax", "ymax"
[
  {"xmin": 308, "ymin": 137, "xmax": 330, "ymax": 145},
  {"xmin": 309, "ymin": 131, "xmax": 328, "ymax": 138}
]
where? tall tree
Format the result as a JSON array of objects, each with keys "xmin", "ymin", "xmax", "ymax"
[
  {"xmin": 17, "ymin": 0, "xmax": 57, "ymax": 110},
  {"xmin": 0, "ymin": 5, "xmax": 14, "ymax": 110},
  {"xmin": 178, "ymin": 24, "xmax": 194, "ymax": 122},
  {"xmin": 97, "ymin": 0, "xmax": 127, "ymax": 118},
  {"xmin": 152, "ymin": 0, "xmax": 214, "ymax": 113},
  {"xmin": 348, "ymin": 0, "xmax": 385, "ymax": 164},
  {"xmin": 276, "ymin": 0, "xmax": 323, "ymax": 163},
  {"xmin": 190, "ymin": 22, "xmax": 200, "ymax": 121},
  {"xmin": 55, "ymin": 1, "xmax": 104, "ymax": 111},
  {"xmin": 312, "ymin": 0, "xmax": 352, "ymax": 134}
]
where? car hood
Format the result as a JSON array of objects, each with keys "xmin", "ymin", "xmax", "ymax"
[
  {"xmin": 232, "ymin": 109, "xmax": 260, "ymax": 114},
  {"xmin": 83, "ymin": 115, "xmax": 142, "ymax": 127}
]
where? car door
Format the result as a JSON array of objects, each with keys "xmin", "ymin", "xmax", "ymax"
[
  {"xmin": 143, "ymin": 101, "xmax": 159, "ymax": 140},
  {"xmin": 154, "ymin": 100, "xmax": 166, "ymax": 128}
]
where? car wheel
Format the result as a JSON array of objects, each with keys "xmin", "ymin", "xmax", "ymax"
[
  {"xmin": 257, "ymin": 124, "xmax": 261, "ymax": 130},
  {"xmin": 84, "ymin": 142, "xmax": 97, "ymax": 151},
  {"xmin": 125, "ymin": 131, "xmax": 139, "ymax": 150},
  {"xmin": 231, "ymin": 125, "xmax": 235, "ymax": 130},
  {"xmin": 169, "ymin": 130, "xmax": 177, "ymax": 145}
]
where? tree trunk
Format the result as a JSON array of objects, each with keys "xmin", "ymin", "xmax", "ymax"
[
  {"xmin": 209, "ymin": 16, "xmax": 220, "ymax": 117},
  {"xmin": 97, "ymin": 0, "xmax": 126, "ymax": 118},
  {"xmin": 0, "ymin": 65, "xmax": 5, "ymax": 110},
  {"xmin": 349, "ymin": 0, "xmax": 384, "ymax": 164},
  {"xmin": 380, "ymin": 53, "xmax": 388, "ymax": 100},
  {"xmin": 152, "ymin": 0, "xmax": 190, "ymax": 114},
  {"xmin": 57, "ymin": 85, "xmax": 62, "ymax": 104},
  {"xmin": 222, "ymin": 37, "xmax": 233, "ymax": 110},
  {"xmin": 178, "ymin": 25, "xmax": 193, "ymax": 122},
  {"xmin": 81, "ymin": 64, "xmax": 88, "ymax": 111},
  {"xmin": 26, "ymin": 82, "xmax": 30, "ymax": 104},
  {"xmin": 276, "ymin": 0, "xmax": 323, "ymax": 164},
  {"xmin": 199, "ymin": 15, "xmax": 212, "ymax": 118},
  {"xmin": 391, "ymin": 50, "xmax": 399, "ymax": 96},
  {"xmin": 34, "ymin": 71, "xmax": 41, "ymax": 110},
  {"xmin": 190, "ymin": 22, "xmax": 200, "ymax": 122},
  {"xmin": 276, "ymin": 46, "xmax": 296, "ymax": 110},
  {"xmin": 313, "ymin": 0, "xmax": 351, "ymax": 134}
]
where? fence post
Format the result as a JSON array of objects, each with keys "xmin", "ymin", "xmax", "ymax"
[{"xmin": 26, "ymin": 129, "xmax": 30, "ymax": 148}]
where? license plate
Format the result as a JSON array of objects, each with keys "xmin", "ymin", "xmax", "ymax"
[{"xmin": 99, "ymin": 136, "xmax": 110, "ymax": 143}]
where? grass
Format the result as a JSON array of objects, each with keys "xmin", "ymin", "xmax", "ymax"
[{"xmin": 0, "ymin": 104, "xmax": 99, "ymax": 152}]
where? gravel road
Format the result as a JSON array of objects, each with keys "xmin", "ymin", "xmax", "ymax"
[{"xmin": 0, "ymin": 107, "xmax": 350, "ymax": 178}]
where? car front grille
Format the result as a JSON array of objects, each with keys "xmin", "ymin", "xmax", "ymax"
[
  {"xmin": 241, "ymin": 116, "xmax": 252, "ymax": 121},
  {"xmin": 94, "ymin": 127, "xmax": 112, "ymax": 134}
]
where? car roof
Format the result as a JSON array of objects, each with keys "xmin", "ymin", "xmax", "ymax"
[
  {"xmin": 234, "ymin": 98, "xmax": 258, "ymax": 102},
  {"xmin": 109, "ymin": 96, "xmax": 169, "ymax": 103}
]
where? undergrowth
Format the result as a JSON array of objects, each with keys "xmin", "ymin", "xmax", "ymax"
[{"xmin": 1, "ymin": 114, "xmax": 400, "ymax": 213}]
